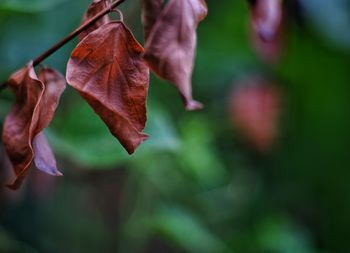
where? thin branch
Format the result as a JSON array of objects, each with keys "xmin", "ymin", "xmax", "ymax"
[{"xmin": 0, "ymin": 0, "xmax": 127, "ymax": 91}]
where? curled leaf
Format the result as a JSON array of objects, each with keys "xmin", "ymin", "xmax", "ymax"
[
  {"xmin": 249, "ymin": 0, "xmax": 284, "ymax": 62},
  {"xmin": 66, "ymin": 22, "xmax": 149, "ymax": 154},
  {"xmin": 144, "ymin": 0, "xmax": 208, "ymax": 111},
  {"xmin": 141, "ymin": 0, "xmax": 164, "ymax": 40},
  {"xmin": 229, "ymin": 77, "xmax": 282, "ymax": 152},
  {"xmin": 79, "ymin": 0, "xmax": 111, "ymax": 41},
  {"xmin": 2, "ymin": 63, "xmax": 65, "ymax": 189},
  {"xmin": 3, "ymin": 63, "xmax": 44, "ymax": 189}
]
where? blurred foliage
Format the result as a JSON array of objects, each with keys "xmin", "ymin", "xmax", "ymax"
[
  {"xmin": 0, "ymin": 0, "xmax": 69, "ymax": 13},
  {"xmin": 1, "ymin": 0, "xmax": 350, "ymax": 253}
]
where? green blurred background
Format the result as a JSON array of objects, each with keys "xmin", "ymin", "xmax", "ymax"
[{"xmin": 1, "ymin": 0, "xmax": 350, "ymax": 252}]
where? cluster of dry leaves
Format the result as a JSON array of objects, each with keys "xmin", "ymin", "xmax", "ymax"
[
  {"xmin": 2, "ymin": 0, "xmax": 208, "ymax": 189},
  {"xmin": 2, "ymin": 0, "xmax": 285, "ymax": 189}
]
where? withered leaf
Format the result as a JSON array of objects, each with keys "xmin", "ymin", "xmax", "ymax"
[
  {"xmin": 141, "ymin": 0, "xmax": 164, "ymax": 40},
  {"xmin": 2, "ymin": 63, "xmax": 65, "ymax": 189},
  {"xmin": 143, "ymin": 0, "xmax": 208, "ymax": 111},
  {"xmin": 250, "ymin": 0, "xmax": 283, "ymax": 62},
  {"xmin": 3, "ymin": 63, "xmax": 44, "ymax": 189},
  {"xmin": 66, "ymin": 22, "xmax": 149, "ymax": 154},
  {"xmin": 79, "ymin": 0, "xmax": 111, "ymax": 41}
]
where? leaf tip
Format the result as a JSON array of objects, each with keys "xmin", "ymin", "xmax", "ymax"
[
  {"xmin": 6, "ymin": 184, "xmax": 17, "ymax": 191},
  {"xmin": 45, "ymin": 167, "xmax": 63, "ymax": 177},
  {"xmin": 56, "ymin": 171, "xmax": 64, "ymax": 177},
  {"xmin": 36, "ymin": 164, "xmax": 63, "ymax": 177},
  {"xmin": 185, "ymin": 100, "xmax": 204, "ymax": 111},
  {"xmin": 6, "ymin": 178, "xmax": 23, "ymax": 191},
  {"xmin": 126, "ymin": 133, "xmax": 149, "ymax": 155}
]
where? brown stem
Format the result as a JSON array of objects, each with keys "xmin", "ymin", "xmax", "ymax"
[{"xmin": 0, "ymin": 0, "xmax": 127, "ymax": 91}]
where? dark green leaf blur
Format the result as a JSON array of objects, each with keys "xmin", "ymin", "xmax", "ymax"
[{"xmin": 1, "ymin": 0, "xmax": 350, "ymax": 252}]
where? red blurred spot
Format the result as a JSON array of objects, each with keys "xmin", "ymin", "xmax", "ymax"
[{"xmin": 229, "ymin": 77, "xmax": 282, "ymax": 151}]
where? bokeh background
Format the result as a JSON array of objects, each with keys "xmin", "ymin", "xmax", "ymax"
[{"xmin": 1, "ymin": 0, "xmax": 350, "ymax": 252}]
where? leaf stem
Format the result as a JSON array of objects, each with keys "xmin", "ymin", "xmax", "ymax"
[{"xmin": 0, "ymin": 0, "xmax": 127, "ymax": 90}]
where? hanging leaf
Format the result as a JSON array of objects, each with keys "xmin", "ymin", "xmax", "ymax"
[
  {"xmin": 143, "ymin": 0, "xmax": 208, "ymax": 111},
  {"xmin": 3, "ymin": 63, "xmax": 44, "ymax": 189},
  {"xmin": 79, "ymin": 0, "xmax": 111, "ymax": 41},
  {"xmin": 229, "ymin": 77, "xmax": 282, "ymax": 152},
  {"xmin": 2, "ymin": 64, "xmax": 65, "ymax": 189},
  {"xmin": 249, "ymin": 0, "xmax": 284, "ymax": 62},
  {"xmin": 141, "ymin": 0, "xmax": 164, "ymax": 40},
  {"xmin": 66, "ymin": 22, "xmax": 149, "ymax": 155}
]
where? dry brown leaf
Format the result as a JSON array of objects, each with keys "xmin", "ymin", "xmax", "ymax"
[
  {"xmin": 2, "ymin": 63, "xmax": 65, "ymax": 189},
  {"xmin": 3, "ymin": 63, "xmax": 44, "ymax": 189},
  {"xmin": 144, "ymin": 0, "xmax": 208, "ymax": 111},
  {"xmin": 79, "ymin": 0, "xmax": 111, "ymax": 41},
  {"xmin": 67, "ymin": 22, "xmax": 149, "ymax": 154}
]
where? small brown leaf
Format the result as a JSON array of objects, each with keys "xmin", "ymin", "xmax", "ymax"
[
  {"xmin": 144, "ymin": 0, "xmax": 208, "ymax": 111},
  {"xmin": 67, "ymin": 22, "xmax": 149, "ymax": 154},
  {"xmin": 79, "ymin": 0, "xmax": 111, "ymax": 41},
  {"xmin": 2, "ymin": 63, "xmax": 65, "ymax": 189},
  {"xmin": 250, "ymin": 0, "xmax": 284, "ymax": 62},
  {"xmin": 141, "ymin": 0, "xmax": 164, "ymax": 40}
]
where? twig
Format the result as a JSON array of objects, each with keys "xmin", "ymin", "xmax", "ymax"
[{"xmin": 0, "ymin": 0, "xmax": 127, "ymax": 91}]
